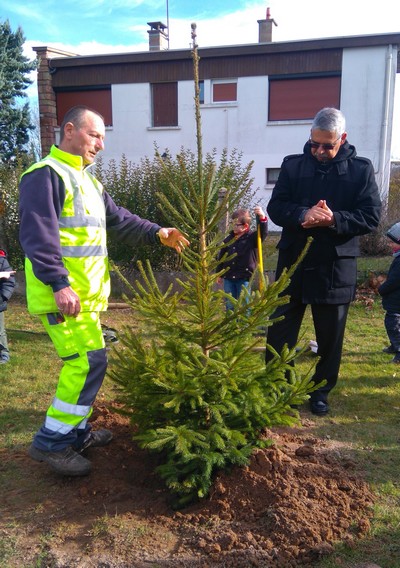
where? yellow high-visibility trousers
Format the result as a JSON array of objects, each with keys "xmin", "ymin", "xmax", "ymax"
[{"xmin": 32, "ymin": 311, "xmax": 108, "ymax": 451}]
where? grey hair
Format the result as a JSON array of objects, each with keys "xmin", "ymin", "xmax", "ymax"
[{"xmin": 311, "ymin": 107, "xmax": 346, "ymax": 136}]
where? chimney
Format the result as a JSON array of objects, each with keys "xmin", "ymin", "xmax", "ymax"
[
  {"xmin": 258, "ymin": 7, "xmax": 278, "ymax": 43},
  {"xmin": 147, "ymin": 21, "xmax": 169, "ymax": 51}
]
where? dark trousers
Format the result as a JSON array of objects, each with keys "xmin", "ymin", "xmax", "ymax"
[
  {"xmin": 265, "ymin": 300, "xmax": 350, "ymax": 403},
  {"xmin": 384, "ymin": 312, "xmax": 400, "ymax": 351}
]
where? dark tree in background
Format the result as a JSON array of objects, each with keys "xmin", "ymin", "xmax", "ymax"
[{"xmin": 0, "ymin": 19, "xmax": 37, "ymax": 164}]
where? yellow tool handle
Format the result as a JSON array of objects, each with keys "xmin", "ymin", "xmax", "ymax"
[{"xmin": 257, "ymin": 223, "xmax": 264, "ymax": 291}]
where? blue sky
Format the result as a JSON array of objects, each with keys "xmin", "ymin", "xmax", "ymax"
[
  {"xmin": 2, "ymin": 0, "xmax": 400, "ymax": 156},
  {"xmin": 3, "ymin": 0, "xmax": 400, "ymax": 55}
]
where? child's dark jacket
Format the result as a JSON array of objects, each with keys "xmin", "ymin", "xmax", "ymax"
[
  {"xmin": 0, "ymin": 250, "xmax": 15, "ymax": 312},
  {"xmin": 217, "ymin": 221, "xmax": 268, "ymax": 280},
  {"xmin": 378, "ymin": 252, "xmax": 400, "ymax": 312}
]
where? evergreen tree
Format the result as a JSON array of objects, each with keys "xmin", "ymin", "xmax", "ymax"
[
  {"xmin": 0, "ymin": 19, "xmax": 37, "ymax": 163},
  {"xmin": 109, "ymin": 24, "xmax": 317, "ymax": 507}
]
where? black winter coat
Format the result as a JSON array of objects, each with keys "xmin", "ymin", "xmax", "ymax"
[
  {"xmin": 0, "ymin": 251, "xmax": 15, "ymax": 312},
  {"xmin": 378, "ymin": 253, "xmax": 400, "ymax": 313},
  {"xmin": 267, "ymin": 141, "xmax": 382, "ymax": 304},
  {"xmin": 217, "ymin": 221, "xmax": 268, "ymax": 280}
]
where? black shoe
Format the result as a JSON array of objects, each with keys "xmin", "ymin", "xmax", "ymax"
[
  {"xmin": 391, "ymin": 354, "xmax": 400, "ymax": 364},
  {"xmin": 383, "ymin": 345, "xmax": 396, "ymax": 354},
  {"xmin": 310, "ymin": 400, "xmax": 329, "ymax": 416},
  {"xmin": 28, "ymin": 444, "xmax": 91, "ymax": 476},
  {"xmin": 102, "ymin": 325, "xmax": 119, "ymax": 344},
  {"xmin": 78, "ymin": 429, "xmax": 113, "ymax": 452}
]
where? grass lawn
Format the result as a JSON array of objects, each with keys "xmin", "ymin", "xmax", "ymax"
[
  {"xmin": 1, "ymin": 294, "xmax": 400, "ymax": 566},
  {"xmin": 295, "ymin": 296, "xmax": 400, "ymax": 567}
]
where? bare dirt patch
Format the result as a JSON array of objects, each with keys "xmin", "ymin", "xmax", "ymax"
[{"xmin": 1, "ymin": 402, "xmax": 374, "ymax": 567}]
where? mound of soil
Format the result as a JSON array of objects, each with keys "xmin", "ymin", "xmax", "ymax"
[{"xmin": 2, "ymin": 403, "xmax": 374, "ymax": 567}]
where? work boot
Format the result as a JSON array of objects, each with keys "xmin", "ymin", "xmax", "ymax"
[
  {"xmin": 28, "ymin": 444, "xmax": 91, "ymax": 476},
  {"xmin": 78, "ymin": 428, "xmax": 113, "ymax": 453}
]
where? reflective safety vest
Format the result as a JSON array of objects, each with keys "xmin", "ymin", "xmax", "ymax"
[{"xmin": 22, "ymin": 145, "xmax": 110, "ymax": 314}]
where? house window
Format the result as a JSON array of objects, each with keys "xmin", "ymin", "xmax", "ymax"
[
  {"xmin": 199, "ymin": 81, "xmax": 205, "ymax": 104},
  {"xmin": 266, "ymin": 168, "xmax": 281, "ymax": 185},
  {"xmin": 56, "ymin": 88, "xmax": 112, "ymax": 126},
  {"xmin": 212, "ymin": 80, "xmax": 237, "ymax": 103},
  {"xmin": 152, "ymin": 82, "xmax": 178, "ymax": 127},
  {"xmin": 269, "ymin": 76, "xmax": 341, "ymax": 121}
]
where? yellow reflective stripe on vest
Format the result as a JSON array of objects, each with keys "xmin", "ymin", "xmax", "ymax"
[
  {"xmin": 46, "ymin": 158, "xmax": 106, "ymax": 229},
  {"xmin": 61, "ymin": 245, "xmax": 107, "ymax": 257},
  {"xmin": 59, "ymin": 217, "xmax": 105, "ymax": 229}
]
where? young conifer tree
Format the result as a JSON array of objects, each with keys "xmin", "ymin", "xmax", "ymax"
[{"xmin": 109, "ymin": 24, "xmax": 315, "ymax": 507}]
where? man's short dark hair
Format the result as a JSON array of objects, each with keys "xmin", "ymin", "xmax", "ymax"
[{"xmin": 60, "ymin": 106, "xmax": 105, "ymax": 141}]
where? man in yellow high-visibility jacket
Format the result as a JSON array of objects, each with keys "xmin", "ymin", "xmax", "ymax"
[{"xmin": 19, "ymin": 105, "xmax": 189, "ymax": 477}]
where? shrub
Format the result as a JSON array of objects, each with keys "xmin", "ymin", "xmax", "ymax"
[
  {"xmin": 95, "ymin": 147, "xmax": 256, "ymax": 271},
  {"xmin": 0, "ymin": 154, "xmax": 33, "ymax": 269},
  {"xmin": 360, "ymin": 169, "xmax": 400, "ymax": 257}
]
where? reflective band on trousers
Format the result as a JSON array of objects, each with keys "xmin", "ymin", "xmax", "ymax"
[
  {"xmin": 44, "ymin": 416, "xmax": 88, "ymax": 435},
  {"xmin": 51, "ymin": 396, "xmax": 91, "ymax": 417},
  {"xmin": 44, "ymin": 416, "xmax": 77, "ymax": 434}
]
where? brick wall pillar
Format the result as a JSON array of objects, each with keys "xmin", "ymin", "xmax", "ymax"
[{"xmin": 32, "ymin": 46, "xmax": 77, "ymax": 157}]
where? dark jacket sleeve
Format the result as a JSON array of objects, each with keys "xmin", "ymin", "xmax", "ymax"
[
  {"xmin": 378, "ymin": 258, "xmax": 400, "ymax": 296},
  {"xmin": 104, "ymin": 191, "xmax": 161, "ymax": 245},
  {"xmin": 19, "ymin": 167, "xmax": 69, "ymax": 286},
  {"xmin": 258, "ymin": 218, "xmax": 268, "ymax": 240},
  {"xmin": 266, "ymin": 157, "xmax": 309, "ymax": 230},
  {"xmin": 0, "ymin": 255, "xmax": 15, "ymax": 307},
  {"xmin": 333, "ymin": 159, "xmax": 382, "ymax": 237}
]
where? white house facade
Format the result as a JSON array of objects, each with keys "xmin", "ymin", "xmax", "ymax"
[{"xmin": 33, "ymin": 16, "xmax": 400, "ymax": 228}]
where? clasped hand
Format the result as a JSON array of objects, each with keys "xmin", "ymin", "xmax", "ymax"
[{"xmin": 301, "ymin": 199, "xmax": 334, "ymax": 229}]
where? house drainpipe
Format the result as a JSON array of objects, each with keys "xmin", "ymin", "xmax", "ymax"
[{"xmin": 379, "ymin": 44, "xmax": 396, "ymax": 211}]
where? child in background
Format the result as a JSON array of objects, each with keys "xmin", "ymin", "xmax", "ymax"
[
  {"xmin": 217, "ymin": 206, "xmax": 268, "ymax": 311},
  {"xmin": 0, "ymin": 249, "xmax": 16, "ymax": 364},
  {"xmin": 378, "ymin": 221, "xmax": 400, "ymax": 363}
]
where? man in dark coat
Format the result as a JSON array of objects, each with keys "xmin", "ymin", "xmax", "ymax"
[{"xmin": 266, "ymin": 107, "xmax": 382, "ymax": 416}]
